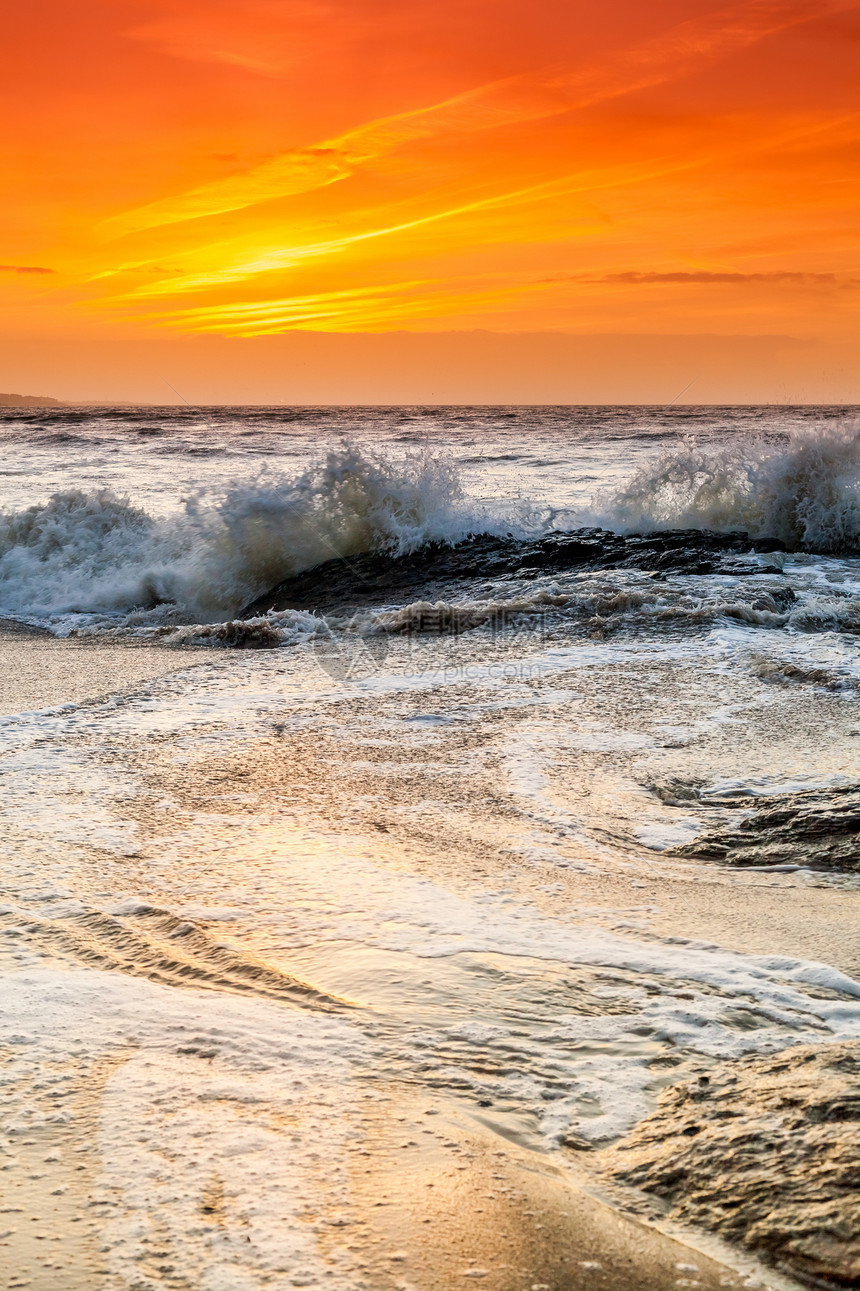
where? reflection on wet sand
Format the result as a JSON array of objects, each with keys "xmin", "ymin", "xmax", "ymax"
[
  {"xmin": 0, "ymin": 1044, "xmax": 797, "ymax": 1291},
  {"xmin": 1, "ymin": 625, "xmax": 858, "ymax": 1290},
  {"xmin": 345, "ymin": 1088, "xmax": 787, "ymax": 1291}
]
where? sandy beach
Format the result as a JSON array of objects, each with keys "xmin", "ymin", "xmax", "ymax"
[
  {"xmin": 1, "ymin": 627, "xmax": 856, "ymax": 1290},
  {"xmin": 0, "ymin": 622, "xmax": 203, "ymax": 715}
]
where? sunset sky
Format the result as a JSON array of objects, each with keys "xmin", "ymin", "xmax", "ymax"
[{"xmin": 2, "ymin": 0, "xmax": 859, "ymax": 402}]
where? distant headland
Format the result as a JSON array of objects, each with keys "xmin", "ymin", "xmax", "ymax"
[{"xmin": 0, "ymin": 392, "xmax": 67, "ymax": 407}]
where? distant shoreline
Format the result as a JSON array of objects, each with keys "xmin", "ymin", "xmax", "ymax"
[
  {"xmin": 0, "ymin": 391, "xmax": 66, "ymax": 406},
  {"xmin": 0, "ymin": 394, "xmax": 148, "ymax": 407}
]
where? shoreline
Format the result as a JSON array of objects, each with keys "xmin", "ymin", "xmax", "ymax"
[
  {"xmin": 0, "ymin": 629, "xmax": 856, "ymax": 1288},
  {"xmin": 0, "ymin": 1050, "xmax": 808, "ymax": 1291}
]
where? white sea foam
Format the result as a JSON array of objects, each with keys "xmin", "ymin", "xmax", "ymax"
[
  {"xmin": 599, "ymin": 422, "xmax": 860, "ymax": 551},
  {"xmin": 0, "ymin": 445, "xmax": 499, "ymax": 630},
  {"xmin": 367, "ymin": 582, "xmax": 860, "ymax": 639},
  {"xmin": 1, "ymin": 595, "xmax": 858, "ymax": 1172},
  {"xmin": 3, "ymin": 427, "xmax": 860, "ymax": 640}
]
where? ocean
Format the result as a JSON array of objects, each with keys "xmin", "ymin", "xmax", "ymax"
[{"xmin": 1, "ymin": 404, "xmax": 859, "ymax": 1290}]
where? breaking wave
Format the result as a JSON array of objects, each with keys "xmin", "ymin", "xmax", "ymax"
[
  {"xmin": 3, "ymin": 426, "xmax": 860, "ymax": 641},
  {"xmin": 0, "ymin": 445, "xmax": 499, "ymax": 630},
  {"xmin": 600, "ymin": 422, "xmax": 860, "ymax": 551}
]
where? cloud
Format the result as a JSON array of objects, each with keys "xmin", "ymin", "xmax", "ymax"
[
  {"xmin": 0, "ymin": 264, "xmax": 55, "ymax": 275},
  {"xmin": 144, "ymin": 278, "xmax": 529, "ymax": 334},
  {"xmin": 126, "ymin": 2, "xmax": 334, "ymax": 75},
  {"xmin": 105, "ymin": 0, "xmax": 841, "ymax": 238},
  {"xmin": 113, "ymin": 161, "xmax": 664, "ymax": 300},
  {"xmin": 585, "ymin": 271, "xmax": 849, "ymax": 285}
]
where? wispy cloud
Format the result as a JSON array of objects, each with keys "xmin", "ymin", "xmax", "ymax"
[
  {"xmin": 95, "ymin": 105, "xmax": 856, "ymax": 336},
  {"xmin": 109, "ymin": 161, "xmax": 680, "ymax": 301},
  {"xmin": 139, "ymin": 263, "xmax": 855, "ymax": 337},
  {"xmin": 579, "ymin": 270, "xmax": 853, "ymax": 284},
  {"xmin": 0, "ymin": 264, "xmax": 55, "ymax": 275},
  {"xmin": 104, "ymin": 0, "xmax": 838, "ymax": 238},
  {"xmin": 126, "ymin": 2, "xmax": 335, "ymax": 75},
  {"xmin": 151, "ymin": 281, "xmax": 432, "ymax": 333},
  {"xmin": 143, "ymin": 278, "xmax": 529, "ymax": 334}
]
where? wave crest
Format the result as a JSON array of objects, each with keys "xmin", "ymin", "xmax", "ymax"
[
  {"xmin": 185, "ymin": 444, "xmax": 466, "ymax": 617},
  {"xmin": 600, "ymin": 422, "xmax": 860, "ymax": 551},
  {"xmin": 0, "ymin": 445, "xmax": 480, "ymax": 628}
]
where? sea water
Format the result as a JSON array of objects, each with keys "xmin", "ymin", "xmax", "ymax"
[{"xmin": 1, "ymin": 404, "xmax": 859, "ymax": 1289}]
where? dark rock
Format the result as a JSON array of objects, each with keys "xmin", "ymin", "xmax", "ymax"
[
  {"xmin": 673, "ymin": 784, "xmax": 860, "ymax": 872},
  {"xmin": 560, "ymin": 1131, "xmax": 596, "ymax": 1151},
  {"xmin": 240, "ymin": 528, "xmax": 787, "ymax": 618},
  {"xmin": 599, "ymin": 1040, "xmax": 860, "ymax": 1287}
]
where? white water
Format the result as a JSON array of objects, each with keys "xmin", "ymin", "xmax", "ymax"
[
  {"xmin": 0, "ymin": 445, "xmax": 504, "ymax": 628},
  {"xmin": 601, "ymin": 421, "xmax": 860, "ymax": 550},
  {"xmin": 1, "ymin": 415, "xmax": 859, "ymax": 636}
]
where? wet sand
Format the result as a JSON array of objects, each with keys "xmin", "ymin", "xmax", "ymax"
[
  {"xmin": 137, "ymin": 696, "xmax": 860, "ymax": 980},
  {"xmin": 0, "ymin": 623, "xmax": 203, "ymax": 715},
  {"xmin": 343, "ymin": 1088, "xmax": 803, "ymax": 1291},
  {"xmin": 1, "ymin": 1064, "xmax": 802, "ymax": 1291},
  {"xmin": 0, "ymin": 631, "xmax": 850, "ymax": 1290}
]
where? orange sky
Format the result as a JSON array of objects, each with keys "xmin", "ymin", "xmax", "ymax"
[{"xmin": 1, "ymin": 0, "xmax": 859, "ymax": 401}]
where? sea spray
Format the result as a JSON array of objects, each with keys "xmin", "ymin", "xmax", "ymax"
[
  {"xmin": 183, "ymin": 442, "xmax": 468, "ymax": 615},
  {"xmin": 599, "ymin": 422, "xmax": 860, "ymax": 551},
  {"xmin": 0, "ymin": 444, "xmax": 487, "ymax": 627},
  {"xmin": 3, "ymin": 426, "xmax": 860, "ymax": 639}
]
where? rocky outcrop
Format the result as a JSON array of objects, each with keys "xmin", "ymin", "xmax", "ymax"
[
  {"xmin": 674, "ymin": 784, "xmax": 860, "ymax": 872},
  {"xmin": 600, "ymin": 1041, "xmax": 860, "ymax": 1287},
  {"xmin": 241, "ymin": 528, "xmax": 787, "ymax": 617}
]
